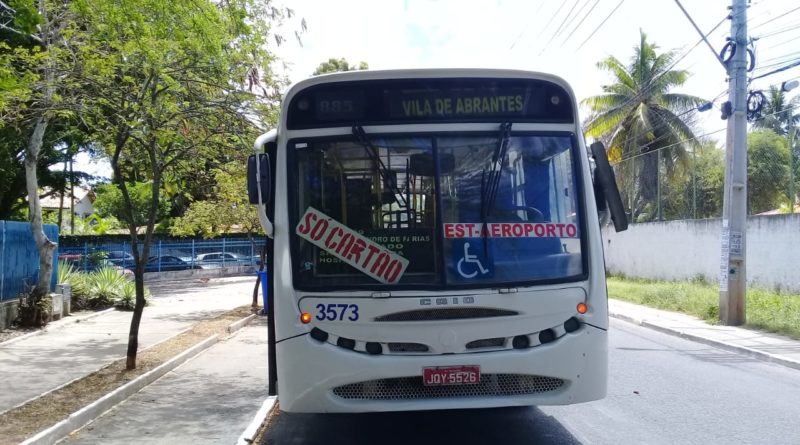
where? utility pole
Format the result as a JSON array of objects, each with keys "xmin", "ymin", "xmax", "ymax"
[{"xmin": 719, "ymin": 0, "xmax": 748, "ymax": 325}]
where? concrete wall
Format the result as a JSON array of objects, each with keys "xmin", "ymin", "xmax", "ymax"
[
  {"xmin": 143, "ymin": 265, "xmax": 256, "ymax": 282},
  {"xmin": 601, "ymin": 214, "xmax": 800, "ymax": 293}
]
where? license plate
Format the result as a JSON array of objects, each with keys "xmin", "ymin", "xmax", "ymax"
[{"xmin": 422, "ymin": 365, "xmax": 480, "ymax": 386}]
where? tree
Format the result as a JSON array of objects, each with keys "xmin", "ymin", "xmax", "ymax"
[
  {"xmin": 583, "ymin": 30, "xmax": 706, "ymax": 222},
  {"xmin": 747, "ymin": 130, "xmax": 789, "ymax": 214},
  {"xmin": 170, "ymin": 163, "xmax": 261, "ymax": 238},
  {"xmin": 752, "ymin": 86, "xmax": 799, "ymax": 209},
  {"xmin": 312, "ymin": 57, "xmax": 369, "ymax": 75},
  {"xmin": 94, "ymin": 182, "xmax": 170, "ymax": 228},
  {"xmin": 0, "ymin": 0, "xmax": 81, "ymax": 325},
  {"xmin": 752, "ymin": 86, "xmax": 800, "ymax": 136},
  {"xmin": 73, "ymin": 0, "xmax": 284, "ymax": 369}
]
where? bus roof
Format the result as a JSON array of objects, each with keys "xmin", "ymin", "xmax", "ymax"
[{"xmin": 282, "ymin": 69, "xmax": 578, "ymax": 130}]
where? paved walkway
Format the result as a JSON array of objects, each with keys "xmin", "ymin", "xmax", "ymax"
[
  {"xmin": 609, "ymin": 298, "xmax": 800, "ymax": 370},
  {"xmin": 0, "ymin": 275, "xmax": 257, "ymax": 413},
  {"xmin": 65, "ymin": 317, "xmax": 269, "ymax": 444}
]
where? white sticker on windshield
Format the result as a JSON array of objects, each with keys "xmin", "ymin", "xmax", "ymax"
[{"xmin": 296, "ymin": 207, "xmax": 410, "ymax": 284}]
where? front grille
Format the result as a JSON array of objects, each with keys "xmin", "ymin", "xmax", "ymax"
[
  {"xmin": 332, "ymin": 374, "xmax": 564, "ymax": 400},
  {"xmin": 375, "ymin": 308, "xmax": 518, "ymax": 322},
  {"xmin": 465, "ymin": 337, "xmax": 506, "ymax": 349},
  {"xmin": 388, "ymin": 342, "xmax": 430, "ymax": 353}
]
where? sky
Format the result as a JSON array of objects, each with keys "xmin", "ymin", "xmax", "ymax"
[
  {"xmin": 70, "ymin": 0, "xmax": 800, "ymax": 180},
  {"xmin": 274, "ymin": 0, "xmax": 800, "ymax": 138}
]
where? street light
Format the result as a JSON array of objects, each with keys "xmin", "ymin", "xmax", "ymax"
[{"xmin": 782, "ymin": 80, "xmax": 799, "ymax": 93}]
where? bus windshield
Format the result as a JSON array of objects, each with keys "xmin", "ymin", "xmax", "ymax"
[{"xmin": 290, "ymin": 132, "xmax": 584, "ymax": 289}]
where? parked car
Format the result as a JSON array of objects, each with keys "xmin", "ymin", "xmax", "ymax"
[
  {"xmin": 196, "ymin": 252, "xmax": 252, "ymax": 268},
  {"xmin": 105, "ymin": 251, "xmax": 135, "ymax": 267},
  {"xmin": 144, "ymin": 255, "xmax": 202, "ymax": 272}
]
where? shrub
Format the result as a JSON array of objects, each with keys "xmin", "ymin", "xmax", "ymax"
[
  {"xmin": 57, "ymin": 261, "xmax": 91, "ymax": 310},
  {"xmin": 85, "ymin": 267, "xmax": 128, "ymax": 309},
  {"xmin": 114, "ymin": 280, "xmax": 151, "ymax": 311}
]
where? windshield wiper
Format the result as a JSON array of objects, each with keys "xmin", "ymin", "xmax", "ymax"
[
  {"xmin": 480, "ymin": 122, "xmax": 512, "ymax": 251},
  {"xmin": 352, "ymin": 125, "xmax": 408, "ymax": 209}
]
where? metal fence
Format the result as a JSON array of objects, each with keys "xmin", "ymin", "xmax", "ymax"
[
  {"xmin": 56, "ymin": 238, "xmax": 264, "ymax": 273},
  {"xmin": 612, "ymin": 136, "xmax": 798, "ymax": 223},
  {"xmin": 0, "ymin": 221, "xmax": 59, "ymax": 301}
]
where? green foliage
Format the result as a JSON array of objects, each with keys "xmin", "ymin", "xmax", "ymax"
[
  {"xmin": 313, "ymin": 57, "xmax": 369, "ymax": 75},
  {"xmin": 752, "ymin": 86, "xmax": 799, "ymax": 136},
  {"xmin": 57, "ymin": 260, "xmax": 91, "ymax": 309},
  {"xmin": 584, "ymin": 30, "xmax": 705, "ymax": 221},
  {"xmin": 94, "ymin": 182, "xmax": 170, "ymax": 229},
  {"xmin": 607, "ymin": 276, "xmax": 800, "ymax": 339},
  {"xmin": 747, "ymin": 130, "xmax": 789, "ymax": 214},
  {"xmin": 114, "ymin": 280, "xmax": 150, "ymax": 311},
  {"xmin": 170, "ymin": 163, "xmax": 261, "ymax": 238},
  {"xmin": 85, "ymin": 266, "xmax": 127, "ymax": 308},
  {"xmin": 56, "ymin": 261, "xmax": 147, "ymax": 310}
]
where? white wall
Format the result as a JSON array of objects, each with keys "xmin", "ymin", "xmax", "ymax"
[{"xmin": 601, "ymin": 214, "xmax": 800, "ymax": 293}]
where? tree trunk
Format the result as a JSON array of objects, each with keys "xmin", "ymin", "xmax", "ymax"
[
  {"xmin": 639, "ymin": 150, "xmax": 659, "ymax": 219},
  {"xmin": 24, "ymin": 116, "xmax": 57, "ymax": 326},
  {"xmin": 126, "ymin": 270, "xmax": 147, "ymax": 369}
]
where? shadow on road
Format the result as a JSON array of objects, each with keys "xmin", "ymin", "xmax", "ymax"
[{"xmin": 264, "ymin": 406, "xmax": 582, "ymax": 445}]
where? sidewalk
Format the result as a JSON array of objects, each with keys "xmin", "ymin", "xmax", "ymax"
[
  {"xmin": 609, "ymin": 298, "xmax": 800, "ymax": 371},
  {"xmin": 64, "ymin": 317, "xmax": 269, "ymax": 444},
  {"xmin": 0, "ymin": 275, "xmax": 257, "ymax": 413}
]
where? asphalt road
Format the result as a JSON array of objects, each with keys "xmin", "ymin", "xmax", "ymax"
[{"xmin": 264, "ymin": 318, "xmax": 800, "ymax": 445}]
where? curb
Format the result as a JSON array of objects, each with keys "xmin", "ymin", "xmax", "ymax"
[
  {"xmin": 227, "ymin": 314, "xmax": 257, "ymax": 334},
  {"xmin": 20, "ymin": 334, "xmax": 220, "ymax": 445},
  {"xmin": 0, "ymin": 324, "xmax": 197, "ymax": 418},
  {"xmin": 236, "ymin": 396, "xmax": 278, "ymax": 445},
  {"xmin": 609, "ymin": 312, "xmax": 800, "ymax": 372},
  {"xmin": 0, "ymin": 308, "xmax": 115, "ymax": 348}
]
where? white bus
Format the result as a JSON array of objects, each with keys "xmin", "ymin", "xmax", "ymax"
[{"xmin": 248, "ymin": 69, "xmax": 627, "ymax": 413}]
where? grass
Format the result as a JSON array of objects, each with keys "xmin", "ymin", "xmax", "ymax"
[{"xmin": 607, "ymin": 275, "xmax": 800, "ymax": 340}]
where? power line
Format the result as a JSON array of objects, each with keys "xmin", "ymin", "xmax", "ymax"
[
  {"xmin": 750, "ymin": 4, "xmax": 800, "ymax": 31},
  {"xmin": 674, "ymin": 0, "xmax": 728, "ymax": 70},
  {"xmin": 554, "ymin": 0, "xmax": 592, "ymax": 41},
  {"xmin": 611, "ymin": 102, "xmax": 800, "ymax": 166},
  {"xmin": 754, "ymin": 51, "xmax": 800, "ymax": 68},
  {"xmin": 756, "ymin": 22, "xmax": 800, "ymax": 39},
  {"xmin": 604, "ymin": 88, "xmax": 729, "ymax": 160},
  {"xmin": 585, "ymin": 15, "xmax": 727, "ymax": 138},
  {"xmin": 751, "ymin": 59, "xmax": 800, "ymax": 81},
  {"xmin": 559, "ymin": 0, "xmax": 602, "ymax": 47},
  {"xmin": 545, "ymin": 0, "xmax": 582, "ymax": 48},
  {"xmin": 534, "ymin": 1, "xmax": 569, "ymax": 46},
  {"xmin": 508, "ymin": 1, "xmax": 546, "ymax": 50},
  {"xmin": 611, "ymin": 127, "xmax": 727, "ymax": 165},
  {"xmin": 576, "ymin": 0, "xmax": 627, "ymax": 51}
]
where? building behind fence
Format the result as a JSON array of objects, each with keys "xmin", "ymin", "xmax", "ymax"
[{"xmin": 0, "ymin": 221, "xmax": 59, "ymax": 301}]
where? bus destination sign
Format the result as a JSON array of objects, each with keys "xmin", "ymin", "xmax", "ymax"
[
  {"xmin": 288, "ymin": 78, "xmax": 574, "ymax": 129},
  {"xmin": 388, "ymin": 88, "xmax": 528, "ymax": 120}
]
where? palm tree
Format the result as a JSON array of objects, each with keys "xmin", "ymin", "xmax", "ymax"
[
  {"xmin": 753, "ymin": 85, "xmax": 799, "ymax": 136},
  {"xmin": 583, "ymin": 31, "xmax": 706, "ymax": 221},
  {"xmin": 753, "ymin": 85, "xmax": 800, "ymax": 210}
]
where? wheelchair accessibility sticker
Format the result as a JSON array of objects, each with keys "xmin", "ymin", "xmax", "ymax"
[{"xmin": 454, "ymin": 241, "xmax": 491, "ymax": 279}]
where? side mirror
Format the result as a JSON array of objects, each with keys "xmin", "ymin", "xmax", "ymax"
[
  {"xmin": 247, "ymin": 153, "xmax": 271, "ymax": 205},
  {"xmin": 590, "ymin": 142, "xmax": 628, "ymax": 232}
]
